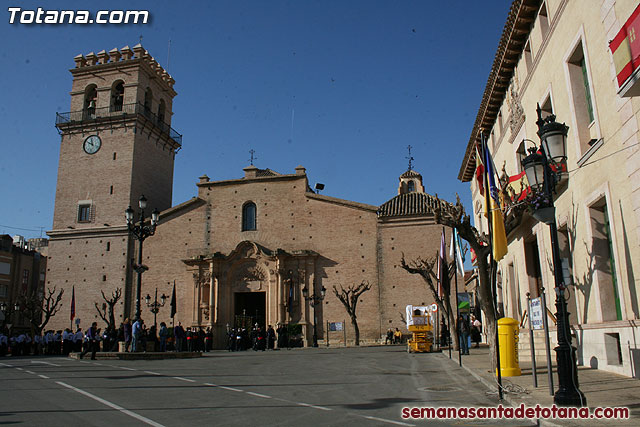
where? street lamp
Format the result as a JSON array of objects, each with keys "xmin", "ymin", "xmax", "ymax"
[
  {"xmin": 145, "ymin": 287, "xmax": 167, "ymax": 330},
  {"xmin": 520, "ymin": 105, "xmax": 586, "ymax": 407},
  {"xmin": 302, "ymin": 283, "xmax": 326, "ymax": 347},
  {"xmin": 125, "ymin": 195, "xmax": 159, "ymax": 323}
]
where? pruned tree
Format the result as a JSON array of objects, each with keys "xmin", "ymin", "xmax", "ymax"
[
  {"xmin": 94, "ymin": 288, "xmax": 122, "ymax": 332},
  {"xmin": 333, "ymin": 281, "xmax": 372, "ymax": 346},
  {"xmin": 19, "ymin": 286, "xmax": 64, "ymax": 335},
  {"xmin": 400, "ymin": 252, "xmax": 459, "ymax": 349},
  {"xmin": 431, "ymin": 194, "xmax": 498, "ymax": 369}
]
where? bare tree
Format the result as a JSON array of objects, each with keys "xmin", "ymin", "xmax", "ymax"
[
  {"xmin": 428, "ymin": 194, "xmax": 498, "ymax": 369},
  {"xmin": 94, "ymin": 288, "xmax": 122, "ymax": 331},
  {"xmin": 400, "ymin": 253, "xmax": 458, "ymax": 349},
  {"xmin": 332, "ymin": 281, "xmax": 372, "ymax": 346},
  {"xmin": 19, "ymin": 287, "xmax": 64, "ymax": 335}
]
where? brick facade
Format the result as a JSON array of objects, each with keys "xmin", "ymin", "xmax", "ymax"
[{"xmin": 47, "ymin": 46, "xmax": 457, "ymax": 347}]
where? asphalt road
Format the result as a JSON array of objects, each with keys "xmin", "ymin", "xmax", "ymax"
[{"xmin": 1, "ymin": 346, "xmax": 530, "ymax": 426}]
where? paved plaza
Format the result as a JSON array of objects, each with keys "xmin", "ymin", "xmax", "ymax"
[{"xmin": 0, "ymin": 346, "xmax": 528, "ymax": 426}]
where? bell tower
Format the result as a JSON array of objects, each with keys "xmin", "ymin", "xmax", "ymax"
[{"xmin": 47, "ymin": 44, "xmax": 181, "ymax": 330}]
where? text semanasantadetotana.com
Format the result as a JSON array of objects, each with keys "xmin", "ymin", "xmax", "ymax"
[{"xmin": 402, "ymin": 404, "xmax": 630, "ymax": 420}]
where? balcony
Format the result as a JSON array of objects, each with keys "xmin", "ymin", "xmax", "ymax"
[{"xmin": 55, "ymin": 102, "xmax": 182, "ymax": 146}]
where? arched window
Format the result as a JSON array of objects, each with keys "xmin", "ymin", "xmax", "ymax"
[
  {"xmin": 84, "ymin": 84, "xmax": 97, "ymax": 119},
  {"xmin": 111, "ymin": 80, "xmax": 124, "ymax": 112},
  {"xmin": 143, "ymin": 87, "xmax": 153, "ymax": 117},
  {"xmin": 407, "ymin": 180, "xmax": 415, "ymax": 192},
  {"xmin": 157, "ymin": 99, "xmax": 166, "ymax": 126},
  {"xmin": 242, "ymin": 202, "xmax": 257, "ymax": 231}
]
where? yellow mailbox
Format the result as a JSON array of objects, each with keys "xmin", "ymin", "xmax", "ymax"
[{"xmin": 497, "ymin": 317, "xmax": 521, "ymax": 377}]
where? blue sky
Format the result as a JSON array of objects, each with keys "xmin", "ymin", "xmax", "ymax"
[{"xmin": 0, "ymin": 1, "xmax": 510, "ymax": 239}]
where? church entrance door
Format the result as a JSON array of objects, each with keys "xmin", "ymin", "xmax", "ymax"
[{"xmin": 234, "ymin": 292, "xmax": 266, "ymax": 329}]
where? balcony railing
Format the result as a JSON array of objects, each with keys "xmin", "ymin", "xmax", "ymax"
[{"xmin": 56, "ymin": 102, "xmax": 182, "ymax": 145}]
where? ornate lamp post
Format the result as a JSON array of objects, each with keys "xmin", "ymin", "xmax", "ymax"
[
  {"xmin": 145, "ymin": 288, "xmax": 167, "ymax": 331},
  {"xmin": 125, "ymin": 195, "xmax": 159, "ymax": 323},
  {"xmin": 302, "ymin": 283, "xmax": 326, "ymax": 347},
  {"xmin": 520, "ymin": 105, "xmax": 586, "ymax": 407}
]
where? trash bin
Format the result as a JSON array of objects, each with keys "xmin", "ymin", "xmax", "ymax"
[{"xmin": 497, "ymin": 317, "xmax": 521, "ymax": 377}]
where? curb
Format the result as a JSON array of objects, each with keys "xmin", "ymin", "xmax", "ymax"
[{"xmin": 437, "ymin": 352, "xmax": 564, "ymax": 427}]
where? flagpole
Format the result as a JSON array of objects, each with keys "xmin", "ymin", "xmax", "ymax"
[
  {"xmin": 482, "ymin": 134, "xmax": 503, "ymax": 400},
  {"xmin": 454, "ymin": 230, "xmax": 461, "ymax": 368}
]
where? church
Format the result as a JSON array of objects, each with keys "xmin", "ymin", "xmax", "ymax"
[{"xmin": 47, "ymin": 45, "xmax": 452, "ymax": 347}]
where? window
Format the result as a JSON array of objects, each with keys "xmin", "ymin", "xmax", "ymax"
[
  {"xmin": 0, "ymin": 261, "xmax": 10, "ymax": 275},
  {"xmin": 84, "ymin": 84, "xmax": 97, "ymax": 119},
  {"xmin": 242, "ymin": 202, "xmax": 257, "ymax": 231},
  {"xmin": 78, "ymin": 204, "xmax": 92, "ymax": 222},
  {"xmin": 407, "ymin": 180, "xmax": 415, "ymax": 192},
  {"xmin": 110, "ymin": 80, "xmax": 124, "ymax": 112},
  {"xmin": 567, "ymin": 40, "xmax": 597, "ymax": 155},
  {"xmin": 0, "ymin": 284, "xmax": 7, "ymax": 298},
  {"xmin": 524, "ymin": 238, "xmax": 543, "ymax": 297},
  {"xmin": 143, "ymin": 87, "xmax": 153, "ymax": 116},
  {"xmin": 524, "ymin": 41, "xmax": 533, "ymax": 74},
  {"xmin": 106, "ymin": 242, "xmax": 110, "ymax": 252},
  {"xmin": 589, "ymin": 198, "xmax": 621, "ymax": 321},
  {"xmin": 540, "ymin": 95, "xmax": 553, "ymax": 119},
  {"xmin": 158, "ymin": 99, "xmax": 166, "ymax": 125},
  {"xmin": 538, "ymin": 2, "xmax": 549, "ymax": 41}
]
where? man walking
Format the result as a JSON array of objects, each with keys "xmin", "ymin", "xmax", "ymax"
[{"xmin": 80, "ymin": 322, "xmax": 99, "ymax": 360}]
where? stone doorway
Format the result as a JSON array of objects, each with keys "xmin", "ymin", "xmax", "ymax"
[{"xmin": 234, "ymin": 291, "xmax": 266, "ymax": 329}]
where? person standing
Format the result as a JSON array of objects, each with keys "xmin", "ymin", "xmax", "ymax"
[
  {"xmin": 385, "ymin": 328, "xmax": 394, "ymax": 345},
  {"xmin": 457, "ymin": 314, "xmax": 470, "ymax": 355},
  {"xmin": 174, "ymin": 322, "xmax": 185, "ymax": 352},
  {"xmin": 123, "ymin": 318, "xmax": 132, "ymax": 352},
  {"xmin": 204, "ymin": 327, "xmax": 213, "ymax": 352},
  {"xmin": 131, "ymin": 318, "xmax": 142, "ymax": 352},
  {"xmin": 471, "ymin": 315, "xmax": 482, "ymax": 348},
  {"xmin": 186, "ymin": 327, "xmax": 193, "ymax": 352},
  {"xmin": 80, "ymin": 322, "xmax": 99, "ymax": 360},
  {"xmin": 159, "ymin": 322, "xmax": 169, "ymax": 352},
  {"xmin": 266, "ymin": 325, "xmax": 276, "ymax": 350}
]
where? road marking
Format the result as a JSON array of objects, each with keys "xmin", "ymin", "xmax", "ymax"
[
  {"xmin": 245, "ymin": 391, "xmax": 271, "ymax": 399},
  {"xmin": 38, "ymin": 374, "xmax": 50, "ymax": 379},
  {"xmin": 120, "ymin": 367, "xmax": 136, "ymax": 371},
  {"xmin": 296, "ymin": 402, "xmax": 332, "ymax": 411},
  {"xmin": 31, "ymin": 361, "xmax": 60, "ymax": 367},
  {"xmin": 360, "ymin": 415, "xmax": 414, "ymax": 426},
  {"xmin": 172, "ymin": 376, "xmax": 196, "ymax": 383},
  {"xmin": 15, "ymin": 367, "xmax": 23, "ymax": 371},
  {"xmin": 79, "ymin": 361, "xmax": 90, "ymax": 364},
  {"xmin": 93, "ymin": 362, "xmax": 104, "ymax": 366},
  {"xmin": 25, "ymin": 370, "xmax": 36, "ymax": 375},
  {"xmin": 203, "ymin": 382, "xmax": 218, "ymax": 387},
  {"xmin": 55, "ymin": 381, "xmax": 165, "ymax": 427},
  {"xmin": 218, "ymin": 385, "xmax": 243, "ymax": 392},
  {"xmin": 0, "ymin": 363, "xmax": 13, "ymax": 368},
  {"xmin": 144, "ymin": 371, "xmax": 161, "ymax": 376}
]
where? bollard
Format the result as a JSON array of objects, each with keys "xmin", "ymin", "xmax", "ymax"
[{"xmin": 497, "ymin": 317, "xmax": 521, "ymax": 377}]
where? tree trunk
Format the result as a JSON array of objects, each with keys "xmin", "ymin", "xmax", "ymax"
[
  {"xmin": 476, "ymin": 255, "xmax": 498, "ymax": 372},
  {"xmin": 351, "ymin": 316, "xmax": 360, "ymax": 346}
]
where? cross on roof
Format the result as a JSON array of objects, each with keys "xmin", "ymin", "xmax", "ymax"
[
  {"xmin": 406, "ymin": 145, "xmax": 414, "ymax": 171},
  {"xmin": 249, "ymin": 149, "xmax": 258, "ymax": 166}
]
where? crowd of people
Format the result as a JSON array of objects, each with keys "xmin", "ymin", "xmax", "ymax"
[
  {"xmin": 227, "ymin": 324, "xmax": 280, "ymax": 351},
  {"xmin": 0, "ymin": 318, "xmax": 217, "ymax": 357}
]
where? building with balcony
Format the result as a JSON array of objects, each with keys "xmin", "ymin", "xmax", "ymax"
[
  {"xmin": 46, "ymin": 45, "xmax": 458, "ymax": 347},
  {"xmin": 459, "ymin": 0, "xmax": 640, "ymax": 377}
]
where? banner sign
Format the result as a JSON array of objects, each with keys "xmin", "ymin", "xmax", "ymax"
[
  {"xmin": 530, "ymin": 297, "xmax": 544, "ymax": 330},
  {"xmin": 329, "ymin": 322, "xmax": 343, "ymax": 331}
]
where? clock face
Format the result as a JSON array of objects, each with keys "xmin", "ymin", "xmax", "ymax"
[{"xmin": 83, "ymin": 135, "xmax": 101, "ymax": 154}]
